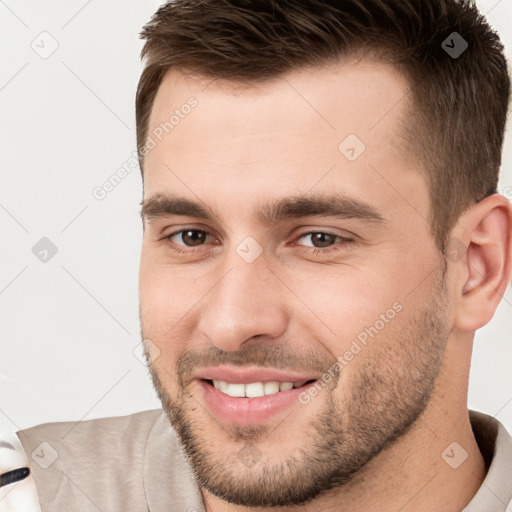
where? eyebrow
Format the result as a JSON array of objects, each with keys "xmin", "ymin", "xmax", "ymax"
[{"xmin": 140, "ymin": 192, "xmax": 386, "ymax": 225}]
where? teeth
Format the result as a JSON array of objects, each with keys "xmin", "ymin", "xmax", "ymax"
[
  {"xmin": 211, "ymin": 379, "xmax": 309, "ymax": 398},
  {"xmin": 245, "ymin": 382, "xmax": 264, "ymax": 397},
  {"xmin": 226, "ymin": 383, "xmax": 245, "ymax": 397},
  {"xmin": 264, "ymin": 381, "xmax": 279, "ymax": 395}
]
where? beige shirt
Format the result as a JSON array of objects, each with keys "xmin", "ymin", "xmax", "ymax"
[{"xmin": 15, "ymin": 409, "xmax": 512, "ymax": 511}]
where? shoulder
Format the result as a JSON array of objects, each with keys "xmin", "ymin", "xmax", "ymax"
[
  {"xmin": 17, "ymin": 408, "xmax": 164, "ymax": 463},
  {"xmin": 15, "ymin": 409, "xmax": 168, "ymax": 510}
]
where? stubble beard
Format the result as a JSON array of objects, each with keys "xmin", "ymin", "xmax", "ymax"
[{"xmin": 143, "ymin": 267, "xmax": 450, "ymax": 507}]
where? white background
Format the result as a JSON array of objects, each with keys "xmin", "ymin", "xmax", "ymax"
[{"xmin": 0, "ymin": 0, "xmax": 511, "ymax": 434}]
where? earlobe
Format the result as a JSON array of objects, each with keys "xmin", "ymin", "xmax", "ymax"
[{"xmin": 452, "ymin": 194, "xmax": 512, "ymax": 332}]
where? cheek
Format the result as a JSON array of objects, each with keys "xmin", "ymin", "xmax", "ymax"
[
  {"xmin": 139, "ymin": 260, "xmax": 197, "ymax": 367},
  {"xmin": 289, "ymin": 266, "xmax": 402, "ymax": 345},
  {"xmin": 139, "ymin": 250, "xmax": 197, "ymax": 324}
]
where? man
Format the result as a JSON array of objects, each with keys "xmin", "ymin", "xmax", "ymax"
[{"xmin": 2, "ymin": 0, "xmax": 511, "ymax": 510}]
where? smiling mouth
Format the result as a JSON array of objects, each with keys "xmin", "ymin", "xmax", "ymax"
[{"xmin": 203, "ymin": 379, "xmax": 316, "ymax": 398}]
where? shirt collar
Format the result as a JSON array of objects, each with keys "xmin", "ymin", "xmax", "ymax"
[{"xmin": 462, "ymin": 410, "xmax": 512, "ymax": 511}]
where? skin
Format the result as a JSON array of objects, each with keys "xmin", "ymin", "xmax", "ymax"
[{"xmin": 138, "ymin": 59, "xmax": 512, "ymax": 511}]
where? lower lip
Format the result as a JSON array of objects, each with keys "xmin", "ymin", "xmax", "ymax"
[{"xmin": 197, "ymin": 380, "xmax": 316, "ymax": 425}]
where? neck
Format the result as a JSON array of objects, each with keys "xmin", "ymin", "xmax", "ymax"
[{"xmin": 201, "ymin": 402, "xmax": 486, "ymax": 512}]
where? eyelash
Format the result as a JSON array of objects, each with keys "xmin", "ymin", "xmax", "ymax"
[{"xmin": 162, "ymin": 228, "xmax": 353, "ymax": 255}]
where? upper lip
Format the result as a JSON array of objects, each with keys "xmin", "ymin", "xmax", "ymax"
[{"xmin": 193, "ymin": 366, "xmax": 319, "ymax": 384}]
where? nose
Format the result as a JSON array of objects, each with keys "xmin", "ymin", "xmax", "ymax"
[{"xmin": 197, "ymin": 250, "xmax": 289, "ymax": 352}]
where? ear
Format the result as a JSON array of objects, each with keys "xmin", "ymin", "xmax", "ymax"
[{"xmin": 451, "ymin": 194, "xmax": 512, "ymax": 332}]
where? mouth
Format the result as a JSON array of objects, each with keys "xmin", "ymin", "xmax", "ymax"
[
  {"xmin": 203, "ymin": 378, "xmax": 316, "ymax": 398},
  {"xmin": 195, "ymin": 372, "xmax": 319, "ymax": 426}
]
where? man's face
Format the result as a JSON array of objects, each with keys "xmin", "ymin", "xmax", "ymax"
[{"xmin": 139, "ymin": 61, "xmax": 451, "ymax": 506}]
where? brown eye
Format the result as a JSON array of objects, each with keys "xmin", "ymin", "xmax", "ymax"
[
  {"xmin": 297, "ymin": 232, "xmax": 341, "ymax": 248},
  {"xmin": 166, "ymin": 229, "xmax": 212, "ymax": 247}
]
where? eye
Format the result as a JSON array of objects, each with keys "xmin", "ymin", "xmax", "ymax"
[
  {"xmin": 296, "ymin": 232, "xmax": 339, "ymax": 248},
  {"xmin": 165, "ymin": 228, "xmax": 216, "ymax": 248},
  {"xmin": 294, "ymin": 231, "xmax": 353, "ymax": 253}
]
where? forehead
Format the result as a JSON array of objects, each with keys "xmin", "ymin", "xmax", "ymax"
[
  {"xmin": 142, "ymin": 59, "xmax": 427, "ymax": 227},
  {"xmin": 147, "ymin": 58, "xmax": 410, "ymax": 148}
]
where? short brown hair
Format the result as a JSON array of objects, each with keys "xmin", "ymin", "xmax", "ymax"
[{"xmin": 136, "ymin": 0, "xmax": 510, "ymax": 249}]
